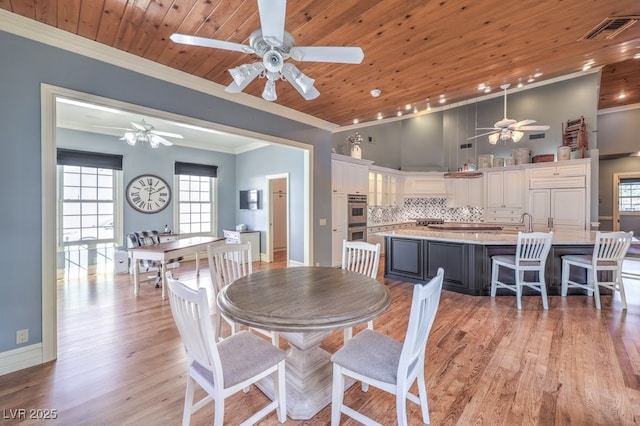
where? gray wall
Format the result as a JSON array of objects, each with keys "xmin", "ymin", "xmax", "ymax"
[
  {"xmin": 0, "ymin": 30, "xmax": 332, "ymax": 354},
  {"xmin": 235, "ymin": 144, "xmax": 306, "ymax": 262},
  {"xmin": 598, "ymin": 108, "xmax": 640, "ymax": 155},
  {"xmin": 598, "ymin": 156, "xmax": 640, "ymax": 231},
  {"xmin": 57, "ymin": 128, "xmax": 237, "ymax": 238},
  {"xmin": 333, "ymin": 73, "xmax": 601, "ymax": 172}
]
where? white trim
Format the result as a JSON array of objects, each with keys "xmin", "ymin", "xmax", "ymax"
[
  {"xmin": 0, "ymin": 9, "xmax": 337, "ymax": 132},
  {"xmin": 598, "ymin": 102, "xmax": 640, "ymax": 115},
  {"xmin": 0, "ymin": 344, "xmax": 43, "ymax": 376},
  {"xmin": 41, "ymin": 86, "xmax": 57, "ymax": 364}
]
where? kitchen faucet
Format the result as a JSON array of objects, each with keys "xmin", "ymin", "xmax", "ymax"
[{"xmin": 520, "ymin": 212, "xmax": 533, "ymax": 233}]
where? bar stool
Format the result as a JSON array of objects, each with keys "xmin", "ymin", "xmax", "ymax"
[
  {"xmin": 491, "ymin": 231, "xmax": 553, "ymax": 310},
  {"xmin": 561, "ymin": 231, "xmax": 633, "ymax": 310}
]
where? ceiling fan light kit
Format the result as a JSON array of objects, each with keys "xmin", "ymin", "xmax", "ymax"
[
  {"xmin": 107, "ymin": 119, "xmax": 183, "ymax": 149},
  {"xmin": 170, "ymin": 0, "xmax": 363, "ymax": 102}
]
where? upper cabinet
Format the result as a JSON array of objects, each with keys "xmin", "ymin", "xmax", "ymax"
[
  {"xmin": 331, "ymin": 154, "xmax": 372, "ymax": 195},
  {"xmin": 403, "ymin": 173, "xmax": 447, "ymax": 197},
  {"xmin": 445, "ymin": 177, "xmax": 483, "ymax": 208},
  {"xmin": 369, "ymin": 166, "xmax": 402, "ymax": 207},
  {"xmin": 527, "ymin": 161, "xmax": 588, "ymax": 178}
]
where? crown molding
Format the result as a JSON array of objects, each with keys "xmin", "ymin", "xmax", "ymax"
[{"xmin": 0, "ymin": 9, "xmax": 338, "ymax": 132}]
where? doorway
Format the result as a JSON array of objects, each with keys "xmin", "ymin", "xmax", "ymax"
[
  {"xmin": 267, "ymin": 174, "xmax": 289, "ymax": 264},
  {"xmin": 613, "ymin": 172, "xmax": 640, "ymax": 233}
]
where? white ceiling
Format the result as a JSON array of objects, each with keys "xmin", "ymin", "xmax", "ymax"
[{"xmin": 55, "ymin": 97, "xmax": 270, "ymax": 154}]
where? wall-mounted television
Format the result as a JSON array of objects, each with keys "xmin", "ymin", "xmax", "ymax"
[{"xmin": 239, "ymin": 189, "xmax": 261, "ymax": 210}]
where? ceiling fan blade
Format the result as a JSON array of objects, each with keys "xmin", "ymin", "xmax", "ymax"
[
  {"xmin": 150, "ymin": 130, "xmax": 184, "ymax": 139},
  {"xmin": 518, "ymin": 125, "xmax": 550, "ymax": 131},
  {"xmin": 93, "ymin": 125, "xmax": 132, "ymax": 131},
  {"xmin": 225, "ymin": 63, "xmax": 264, "ymax": 93},
  {"xmin": 149, "ymin": 134, "xmax": 173, "ymax": 146},
  {"xmin": 475, "ymin": 127, "xmax": 499, "ymax": 131},
  {"xmin": 282, "ymin": 64, "xmax": 320, "ymax": 100},
  {"xmin": 169, "ymin": 33, "xmax": 254, "ymax": 54},
  {"xmin": 257, "ymin": 0, "xmax": 286, "ymax": 47},
  {"xmin": 512, "ymin": 119, "xmax": 536, "ymax": 128},
  {"xmin": 290, "ymin": 46, "xmax": 364, "ymax": 64},
  {"xmin": 494, "ymin": 118, "xmax": 516, "ymax": 128},
  {"xmin": 468, "ymin": 130, "xmax": 498, "ymax": 140}
]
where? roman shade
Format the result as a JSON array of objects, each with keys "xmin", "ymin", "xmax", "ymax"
[
  {"xmin": 57, "ymin": 148, "xmax": 123, "ymax": 170},
  {"xmin": 174, "ymin": 161, "xmax": 218, "ymax": 177}
]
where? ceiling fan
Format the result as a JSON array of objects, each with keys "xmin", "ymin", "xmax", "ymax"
[
  {"xmin": 469, "ymin": 83, "xmax": 550, "ymax": 144},
  {"xmin": 169, "ymin": 0, "xmax": 364, "ymax": 102},
  {"xmin": 97, "ymin": 119, "xmax": 183, "ymax": 148}
]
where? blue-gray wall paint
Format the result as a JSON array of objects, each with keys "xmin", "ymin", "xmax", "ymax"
[
  {"xmin": 333, "ymin": 73, "xmax": 601, "ymax": 171},
  {"xmin": 0, "ymin": 30, "xmax": 333, "ymax": 353},
  {"xmin": 57, "ymin": 128, "xmax": 237, "ymax": 238},
  {"xmin": 235, "ymin": 144, "xmax": 305, "ymax": 262},
  {"xmin": 598, "ymin": 108, "xmax": 640, "ymax": 155}
]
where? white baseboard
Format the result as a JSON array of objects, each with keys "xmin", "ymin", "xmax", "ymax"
[{"xmin": 0, "ymin": 344, "xmax": 44, "ymax": 376}]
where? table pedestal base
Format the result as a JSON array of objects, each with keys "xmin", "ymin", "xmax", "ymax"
[{"xmin": 256, "ymin": 330, "xmax": 354, "ymax": 420}]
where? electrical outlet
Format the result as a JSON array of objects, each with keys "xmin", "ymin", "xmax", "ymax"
[{"xmin": 16, "ymin": 329, "xmax": 29, "ymax": 344}]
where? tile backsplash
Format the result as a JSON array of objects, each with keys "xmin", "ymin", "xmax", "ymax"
[{"xmin": 368, "ymin": 198, "xmax": 483, "ymax": 225}]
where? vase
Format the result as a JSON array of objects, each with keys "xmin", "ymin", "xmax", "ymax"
[{"xmin": 350, "ymin": 144, "xmax": 362, "ymax": 159}]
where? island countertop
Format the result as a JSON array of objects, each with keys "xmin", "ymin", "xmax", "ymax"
[{"xmin": 376, "ymin": 228, "xmax": 599, "ymax": 245}]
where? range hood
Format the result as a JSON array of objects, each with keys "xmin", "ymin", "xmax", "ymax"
[{"xmin": 443, "ymin": 171, "xmax": 483, "ymax": 178}]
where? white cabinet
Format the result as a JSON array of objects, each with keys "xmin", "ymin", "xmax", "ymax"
[
  {"xmin": 223, "ymin": 230, "xmax": 261, "ymax": 261},
  {"xmin": 484, "ymin": 169, "xmax": 523, "ymax": 223},
  {"xmin": 529, "ymin": 188, "xmax": 586, "ymax": 231},
  {"xmin": 331, "ymin": 154, "xmax": 371, "ymax": 195},
  {"xmin": 445, "ymin": 177, "xmax": 483, "ymax": 208},
  {"xmin": 331, "ymin": 192, "xmax": 348, "ymax": 266},
  {"xmin": 528, "ymin": 162, "xmax": 587, "ymax": 178},
  {"xmin": 369, "ymin": 168, "xmax": 401, "ymax": 207},
  {"xmin": 403, "ymin": 174, "xmax": 446, "ymax": 197}
]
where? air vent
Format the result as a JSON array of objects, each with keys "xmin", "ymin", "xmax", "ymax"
[{"xmin": 581, "ymin": 16, "xmax": 639, "ymax": 41}]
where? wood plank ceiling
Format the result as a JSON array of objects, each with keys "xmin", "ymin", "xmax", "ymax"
[{"xmin": 2, "ymin": 0, "xmax": 639, "ymax": 126}]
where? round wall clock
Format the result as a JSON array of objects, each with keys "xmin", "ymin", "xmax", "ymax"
[{"xmin": 126, "ymin": 174, "xmax": 171, "ymax": 214}]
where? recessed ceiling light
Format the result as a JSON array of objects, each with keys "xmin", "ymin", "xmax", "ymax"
[
  {"xmin": 413, "ymin": 106, "xmax": 418, "ymax": 113},
  {"xmin": 582, "ymin": 64, "xmax": 592, "ymax": 71},
  {"xmin": 405, "ymin": 104, "xmax": 412, "ymax": 110},
  {"xmin": 478, "ymin": 83, "xmax": 486, "ymax": 91},
  {"xmin": 634, "ymin": 53, "xmax": 640, "ymax": 59},
  {"xmin": 484, "ymin": 87, "xmax": 491, "ymax": 93},
  {"xmin": 370, "ymin": 89, "xmax": 381, "ymax": 98},
  {"xmin": 517, "ymin": 81, "xmax": 524, "ymax": 88},
  {"xmin": 618, "ymin": 93, "xmax": 627, "ymax": 99},
  {"xmin": 377, "ymin": 113, "xmax": 383, "ymax": 120},
  {"xmin": 353, "ymin": 118, "xmax": 359, "ymax": 124},
  {"xmin": 439, "ymin": 94, "xmax": 446, "ymax": 104},
  {"xmin": 534, "ymin": 72, "xmax": 543, "ymax": 78},
  {"xmin": 397, "ymin": 111, "xmax": 403, "ymax": 117},
  {"xmin": 527, "ymin": 76, "xmax": 535, "ymax": 83}
]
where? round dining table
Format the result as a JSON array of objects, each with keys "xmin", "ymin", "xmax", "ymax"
[{"xmin": 217, "ymin": 266, "xmax": 391, "ymax": 420}]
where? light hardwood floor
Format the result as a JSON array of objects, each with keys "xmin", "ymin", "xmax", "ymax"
[{"xmin": 1, "ymin": 256, "xmax": 639, "ymax": 425}]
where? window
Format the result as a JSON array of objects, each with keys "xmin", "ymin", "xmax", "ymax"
[
  {"xmin": 57, "ymin": 149, "xmax": 123, "ymax": 247},
  {"xmin": 619, "ymin": 179, "xmax": 640, "ymax": 212},
  {"xmin": 59, "ymin": 166, "xmax": 116, "ymax": 244},
  {"xmin": 175, "ymin": 162, "xmax": 218, "ymax": 235}
]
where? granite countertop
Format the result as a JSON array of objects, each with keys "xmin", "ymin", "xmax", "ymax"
[
  {"xmin": 367, "ymin": 221, "xmax": 415, "ymax": 228},
  {"xmin": 375, "ymin": 228, "xmax": 601, "ymax": 245}
]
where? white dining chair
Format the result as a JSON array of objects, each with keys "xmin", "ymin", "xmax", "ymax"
[
  {"xmin": 330, "ymin": 268, "xmax": 444, "ymax": 426},
  {"xmin": 561, "ymin": 231, "xmax": 633, "ymax": 310},
  {"xmin": 491, "ymin": 231, "xmax": 553, "ymax": 310},
  {"xmin": 165, "ymin": 276, "xmax": 286, "ymax": 426},
  {"xmin": 207, "ymin": 242, "xmax": 279, "ymax": 345},
  {"xmin": 341, "ymin": 240, "xmax": 381, "ymax": 341}
]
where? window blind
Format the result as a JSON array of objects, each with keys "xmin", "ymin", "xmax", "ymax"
[
  {"xmin": 174, "ymin": 161, "xmax": 218, "ymax": 177},
  {"xmin": 57, "ymin": 148, "xmax": 123, "ymax": 170}
]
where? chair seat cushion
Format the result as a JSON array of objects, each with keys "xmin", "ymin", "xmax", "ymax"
[
  {"xmin": 193, "ymin": 331, "xmax": 285, "ymax": 388},
  {"xmin": 563, "ymin": 255, "xmax": 618, "ymax": 267},
  {"xmin": 492, "ymin": 255, "xmax": 540, "ymax": 267},
  {"xmin": 331, "ymin": 329, "xmax": 402, "ymax": 385}
]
